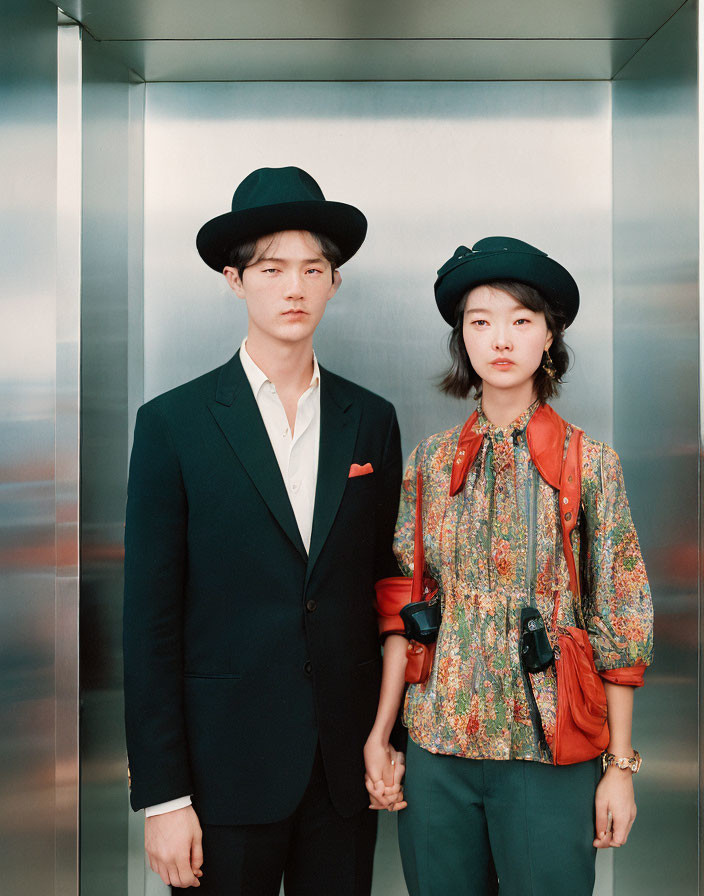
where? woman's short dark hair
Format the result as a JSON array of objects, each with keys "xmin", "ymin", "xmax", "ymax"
[
  {"xmin": 226, "ymin": 231, "xmax": 343, "ymax": 281},
  {"xmin": 439, "ymin": 279, "xmax": 570, "ymax": 403}
]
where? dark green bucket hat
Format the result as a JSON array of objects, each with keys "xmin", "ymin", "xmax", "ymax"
[
  {"xmin": 434, "ymin": 236, "xmax": 579, "ymax": 328},
  {"xmin": 197, "ymin": 166, "xmax": 368, "ymax": 272}
]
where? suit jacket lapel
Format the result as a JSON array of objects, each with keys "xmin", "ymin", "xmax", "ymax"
[
  {"xmin": 207, "ymin": 351, "xmax": 307, "ymax": 559},
  {"xmin": 306, "ymin": 368, "xmax": 361, "ymax": 582}
]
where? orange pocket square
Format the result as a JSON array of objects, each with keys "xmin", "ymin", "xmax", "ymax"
[{"xmin": 349, "ymin": 462, "xmax": 374, "ymax": 478}]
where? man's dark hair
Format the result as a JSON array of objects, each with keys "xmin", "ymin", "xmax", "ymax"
[
  {"xmin": 439, "ymin": 279, "xmax": 570, "ymax": 403},
  {"xmin": 226, "ymin": 231, "xmax": 343, "ymax": 282}
]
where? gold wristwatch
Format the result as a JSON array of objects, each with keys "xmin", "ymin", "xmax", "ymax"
[{"xmin": 601, "ymin": 750, "xmax": 642, "ymax": 774}]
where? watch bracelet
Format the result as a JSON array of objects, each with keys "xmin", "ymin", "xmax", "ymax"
[{"xmin": 601, "ymin": 749, "xmax": 642, "ymax": 774}]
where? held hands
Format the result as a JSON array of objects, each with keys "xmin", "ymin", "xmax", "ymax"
[
  {"xmin": 593, "ymin": 765, "xmax": 637, "ymax": 848},
  {"xmin": 145, "ymin": 805, "xmax": 204, "ymax": 888},
  {"xmin": 364, "ymin": 736, "xmax": 407, "ymax": 812}
]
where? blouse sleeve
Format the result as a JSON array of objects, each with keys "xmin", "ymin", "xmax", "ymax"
[
  {"xmin": 580, "ymin": 441, "xmax": 654, "ymax": 686},
  {"xmin": 393, "ymin": 442, "xmax": 422, "ymax": 577}
]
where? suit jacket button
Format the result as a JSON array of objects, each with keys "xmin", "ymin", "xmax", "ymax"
[
  {"xmin": 306, "ymin": 599, "xmax": 317, "ymax": 612},
  {"xmin": 304, "ymin": 661, "xmax": 312, "ymax": 676}
]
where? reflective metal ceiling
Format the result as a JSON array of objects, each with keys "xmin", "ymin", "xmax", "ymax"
[{"xmin": 52, "ymin": 0, "xmax": 688, "ymax": 81}]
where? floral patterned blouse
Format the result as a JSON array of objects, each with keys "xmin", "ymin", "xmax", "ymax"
[{"xmin": 394, "ymin": 401, "xmax": 653, "ymax": 763}]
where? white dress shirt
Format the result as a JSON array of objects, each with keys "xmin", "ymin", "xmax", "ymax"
[
  {"xmin": 238, "ymin": 338, "xmax": 321, "ymax": 553},
  {"xmin": 145, "ymin": 339, "xmax": 321, "ymax": 817}
]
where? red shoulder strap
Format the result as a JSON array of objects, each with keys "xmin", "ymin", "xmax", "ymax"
[
  {"xmin": 560, "ymin": 427, "xmax": 583, "ymax": 597},
  {"xmin": 525, "ymin": 404, "xmax": 583, "ymax": 604},
  {"xmin": 551, "ymin": 426, "xmax": 583, "ymax": 627},
  {"xmin": 412, "ymin": 470, "xmax": 425, "ymax": 602}
]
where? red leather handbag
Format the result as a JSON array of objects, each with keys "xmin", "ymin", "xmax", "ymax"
[{"xmin": 551, "ymin": 627, "xmax": 609, "ymax": 764}]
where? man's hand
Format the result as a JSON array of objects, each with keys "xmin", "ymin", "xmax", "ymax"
[
  {"xmin": 145, "ymin": 805, "xmax": 204, "ymax": 888},
  {"xmin": 364, "ymin": 736, "xmax": 407, "ymax": 812},
  {"xmin": 593, "ymin": 765, "xmax": 637, "ymax": 848}
]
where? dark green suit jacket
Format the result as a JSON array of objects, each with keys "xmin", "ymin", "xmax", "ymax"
[{"xmin": 123, "ymin": 350, "xmax": 402, "ymax": 825}]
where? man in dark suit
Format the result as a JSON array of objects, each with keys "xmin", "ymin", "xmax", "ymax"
[{"xmin": 123, "ymin": 166, "xmax": 404, "ymax": 894}]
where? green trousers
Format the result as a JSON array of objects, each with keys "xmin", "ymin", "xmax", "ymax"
[{"xmin": 398, "ymin": 738, "xmax": 600, "ymax": 896}]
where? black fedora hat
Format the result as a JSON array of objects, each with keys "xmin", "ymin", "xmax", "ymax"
[
  {"xmin": 434, "ymin": 236, "xmax": 579, "ymax": 328},
  {"xmin": 196, "ymin": 166, "xmax": 368, "ymax": 272}
]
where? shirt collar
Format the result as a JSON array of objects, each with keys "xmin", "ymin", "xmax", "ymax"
[
  {"xmin": 475, "ymin": 399, "xmax": 541, "ymax": 441},
  {"xmin": 239, "ymin": 338, "xmax": 320, "ymax": 398}
]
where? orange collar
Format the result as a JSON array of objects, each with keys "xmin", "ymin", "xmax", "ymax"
[{"xmin": 450, "ymin": 403, "xmax": 569, "ymax": 496}]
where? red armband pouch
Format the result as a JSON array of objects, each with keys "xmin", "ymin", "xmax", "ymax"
[{"xmin": 374, "ymin": 576, "xmax": 413, "ymax": 639}]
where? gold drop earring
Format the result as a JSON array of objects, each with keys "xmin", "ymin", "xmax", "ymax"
[{"xmin": 542, "ymin": 349, "xmax": 556, "ymax": 379}]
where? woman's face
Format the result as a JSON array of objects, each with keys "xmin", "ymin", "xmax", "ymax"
[{"xmin": 462, "ymin": 284, "xmax": 553, "ymax": 397}]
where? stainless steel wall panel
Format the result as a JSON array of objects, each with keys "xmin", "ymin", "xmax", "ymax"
[
  {"xmin": 144, "ymin": 81, "xmax": 614, "ymax": 449},
  {"xmin": 91, "ymin": 37, "xmax": 647, "ymax": 83},
  {"xmin": 0, "ymin": 1, "xmax": 58, "ymax": 894},
  {"xmin": 51, "ymin": 0, "xmax": 684, "ymax": 41},
  {"xmin": 80, "ymin": 33, "xmax": 139, "ymax": 896},
  {"xmin": 126, "ymin": 77, "xmax": 148, "ymax": 896},
  {"xmin": 612, "ymin": 1, "xmax": 698, "ymax": 893},
  {"xmin": 143, "ymin": 79, "xmax": 614, "ymax": 895},
  {"xmin": 57, "ymin": 20, "xmax": 83, "ymax": 896},
  {"xmin": 700, "ymin": 3, "xmax": 704, "ymax": 889},
  {"xmin": 128, "ymin": 79, "xmax": 146, "ymax": 438}
]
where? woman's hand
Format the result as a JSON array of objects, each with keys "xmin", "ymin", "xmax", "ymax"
[
  {"xmin": 364, "ymin": 734, "xmax": 407, "ymax": 812},
  {"xmin": 593, "ymin": 765, "xmax": 637, "ymax": 848}
]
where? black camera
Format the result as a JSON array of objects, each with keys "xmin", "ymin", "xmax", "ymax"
[
  {"xmin": 519, "ymin": 607, "xmax": 554, "ymax": 673},
  {"xmin": 400, "ymin": 600, "xmax": 441, "ymax": 644}
]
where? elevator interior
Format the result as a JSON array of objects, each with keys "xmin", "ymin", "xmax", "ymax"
[{"xmin": 1, "ymin": 1, "xmax": 699, "ymax": 894}]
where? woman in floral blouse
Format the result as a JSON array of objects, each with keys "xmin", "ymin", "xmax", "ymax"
[{"xmin": 365, "ymin": 237, "xmax": 653, "ymax": 896}]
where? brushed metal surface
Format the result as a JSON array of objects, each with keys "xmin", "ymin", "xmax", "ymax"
[
  {"xmin": 126, "ymin": 77, "xmax": 148, "ymax": 896},
  {"xmin": 57, "ymin": 20, "xmax": 82, "ymax": 896},
  {"xmin": 0, "ymin": 1, "xmax": 58, "ymax": 894},
  {"xmin": 144, "ymin": 80, "xmax": 614, "ymax": 447},
  {"xmin": 700, "ymin": 3, "xmax": 704, "ymax": 890},
  {"xmin": 0, "ymin": 2, "xmax": 697, "ymax": 894},
  {"xmin": 613, "ymin": 1, "xmax": 698, "ymax": 892},
  {"xmin": 142, "ymin": 78, "xmax": 614, "ymax": 895},
  {"xmin": 51, "ymin": 0, "xmax": 684, "ymax": 40},
  {"xmin": 79, "ymin": 32, "xmax": 136, "ymax": 896},
  {"xmin": 89, "ymin": 37, "xmax": 647, "ymax": 83}
]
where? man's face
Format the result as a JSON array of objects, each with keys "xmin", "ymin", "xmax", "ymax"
[{"xmin": 224, "ymin": 230, "xmax": 340, "ymax": 348}]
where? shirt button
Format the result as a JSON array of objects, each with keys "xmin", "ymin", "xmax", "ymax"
[
  {"xmin": 304, "ymin": 660, "xmax": 312, "ymax": 676},
  {"xmin": 291, "ymin": 480, "xmax": 301, "ymax": 493},
  {"xmin": 283, "ymin": 428, "xmax": 289, "ymax": 438},
  {"xmin": 306, "ymin": 599, "xmax": 317, "ymax": 612}
]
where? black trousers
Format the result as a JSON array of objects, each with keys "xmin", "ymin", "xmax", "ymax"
[{"xmin": 182, "ymin": 746, "xmax": 378, "ymax": 896}]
